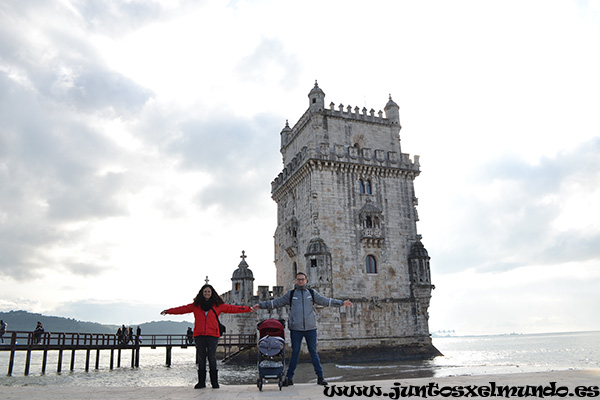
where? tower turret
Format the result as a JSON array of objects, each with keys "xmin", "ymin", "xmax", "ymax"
[
  {"xmin": 384, "ymin": 94, "xmax": 401, "ymax": 127},
  {"xmin": 308, "ymin": 80, "xmax": 325, "ymax": 112},
  {"xmin": 280, "ymin": 119, "xmax": 292, "ymax": 150},
  {"xmin": 230, "ymin": 250, "xmax": 254, "ymax": 304}
]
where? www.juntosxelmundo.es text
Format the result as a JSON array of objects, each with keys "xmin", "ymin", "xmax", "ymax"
[{"xmin": 322, "ymin": 382, "xmax": 600, "ymax": 398}]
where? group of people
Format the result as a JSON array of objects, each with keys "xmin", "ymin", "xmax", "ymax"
[
  {"xmin": 0, "ymin": 320, "xmax": 143, "ymax": 347},
  {"xmin": 116, "ymin": 325, "xmax": 142, "ymax": 345},
  {"xmin": 161, "ymin": 272, "xmax": 353, "ymax": 390}
]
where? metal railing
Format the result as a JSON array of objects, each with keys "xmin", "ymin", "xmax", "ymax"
[{"xmin": 0, "ymin": 330, "xmax": 257, "ymax": 376}]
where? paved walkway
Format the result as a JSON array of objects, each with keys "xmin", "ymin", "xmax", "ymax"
[{"xmin": 3, "ymin": 369, "xmax": 599, "ymax": 399}]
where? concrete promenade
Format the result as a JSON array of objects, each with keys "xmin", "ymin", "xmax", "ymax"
[{"xmin": 3, "ymin": 369, "xmax": 599, "ymax": 400}]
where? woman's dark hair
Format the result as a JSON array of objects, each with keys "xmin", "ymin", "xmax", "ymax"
[{"xmin": 194, "ymin": 284, "xmax": 224, "ymax": 306}]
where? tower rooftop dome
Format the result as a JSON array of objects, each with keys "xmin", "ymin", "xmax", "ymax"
[
  {"xmin": 384, "ymin": 94, "xmax": 399, "ymax": 110},
  {"xmin": 231, "ymin": 250, "xmax": 254, "ymax": 280},
  {"xmin": 308, "ymin": 80, "xmax": 325, "ymax": 96},
  {"xmin": 409, "ymin": 239, "xmax": 429, "ymax": 259}
]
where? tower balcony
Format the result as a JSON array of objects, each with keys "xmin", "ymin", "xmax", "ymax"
[
  {"xmin": 361, "ymin": 228, "xmax": 384, "ymax": 247},
  {"xmin": 361, "ymin": 227, "xmax": 383, "ymax": 239}
]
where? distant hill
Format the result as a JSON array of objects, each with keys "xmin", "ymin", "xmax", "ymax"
[
  {"xmin": 0, "ymin": 310, "xmax": 193, "ymax": 335},
  {"xmin": 138, "ymin": 320, "xmax": 194, "ymax": 335}
]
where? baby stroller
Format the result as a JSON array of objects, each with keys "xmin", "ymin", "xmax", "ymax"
[{"xmin": 256, "ymin": 319, "xmax": 286, "ymax": 391}]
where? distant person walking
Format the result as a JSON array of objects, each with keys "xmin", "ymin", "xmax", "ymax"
[
  {"xmin": 128, "ymin": 327, "xmax": 134, "ymax": 344},
  {"xmin": 252, "ymin": 272, "xmax": 353, "ymax": 386},
  {"xmin": 161, "ymin": 284, "xmax": 255, "ymax": 389},
  {"xmin": 121, "ymin": 324, "xmax": 128, "ymax": 344},
  {"xmin": 33, "ymin": 321, "xmax": 44, "ymax": 344},
  {"xmin": 0, "ymin": 320, "xmax": 6, "ymax": 343},
  {"xmin": 136, "ymin": 326, "xmax": 142, "ymax": 344},
  {"xmin": 186, "ymin": 327, "xmax": 194, "ymax": 345}
]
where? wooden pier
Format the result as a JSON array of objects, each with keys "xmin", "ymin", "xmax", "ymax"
[{"xmin": 0, "ymin": 330, "xmax": 256, "ymax": 376}]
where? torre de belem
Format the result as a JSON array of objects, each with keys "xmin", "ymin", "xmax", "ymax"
[{"xmin": 220, "ymin": 82, "xmax": 440, "ymax": 361}]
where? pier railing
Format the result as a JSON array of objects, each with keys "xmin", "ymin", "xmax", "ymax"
[{"xmin": 0, "ymin": 330, "xmax": 256, "ymax": 376}]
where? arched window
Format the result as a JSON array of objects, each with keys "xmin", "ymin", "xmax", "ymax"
[
  {"xmin": 293, "ymin": 262, "xmax": 298, "ymax": 276},
  {"xmin": 235, "ymin": 283, "xmax": 241, "ymax": 291},
  {"xmin": 366, "ymin": 255, "xmax": 377, "ymax": 274},
  {"xmin": 359, "ymin": 179, "xmax": 365, "ymax": 194},
  {"xmin": 365, "ymin": 179, "xmax": 372, "ymax": 195}
]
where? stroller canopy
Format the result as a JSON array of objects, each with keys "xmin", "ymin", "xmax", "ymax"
[{"xmin": 258, "ymin": 319, "xmax": 285, "ymax": 339}]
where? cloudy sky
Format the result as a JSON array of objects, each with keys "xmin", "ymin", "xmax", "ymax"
[{"xmin": 1, "ymin": 0, "xmax": 599, "ymax": 335}]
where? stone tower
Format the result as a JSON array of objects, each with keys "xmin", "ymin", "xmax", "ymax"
[{"xmin": 270, "ymin": 82, "xmax": 439, "ymax": 360}]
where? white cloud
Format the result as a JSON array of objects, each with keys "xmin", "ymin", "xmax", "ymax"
[
  {"xmin": 0, "ymin": 0, "xmax": 599, "ymax": 333},
  {"xmin": 430, "ymin": 261, "xmax": 600, "ymax": 335}
]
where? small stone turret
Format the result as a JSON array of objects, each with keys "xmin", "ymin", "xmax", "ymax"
[
  {"xmin": 408, "ymin": 238, "xmax": 432, "ymax": 286},
  {"xmin": 280, "ymin": 120, "xmax": 292, "ymax": 150},
  {"xmin": 384, "ymin": 94, "xmax": 401, "ymax": 127},
  {"xmin": 304, "ymin": 236, "xmax": 333, "ymax": 295},
  {"xmin": 230, "ymin": 250, "xmax": 254, "ymax": 304},
  {"xmin": 308, "ymin": 80, "xmax": 325, "ymax": 112}
]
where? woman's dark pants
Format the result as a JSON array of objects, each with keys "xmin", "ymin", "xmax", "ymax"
[{"xmin": 195, "ymin": 335, "xmax": 218, "ymax": 371}]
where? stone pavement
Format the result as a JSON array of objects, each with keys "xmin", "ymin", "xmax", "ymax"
[{"xmin": 3, "ymin": 369, "xmax": 599, "ymax": 400}]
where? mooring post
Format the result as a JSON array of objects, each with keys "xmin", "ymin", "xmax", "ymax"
[
  {"xmin": 134, "ymin": 336, "xmax": 140, "ymax": 368},
  {"xmin": 58, "ymin": 333, "xmax": 65, "ymax": 373},
  {"xmin": 7, "ymin": 331, "xmax": 17, "ymax": 376},
  {"xmin": 117, "ymin": 348, "xmax": 121, "ymax": 368},
  {"xmin": 56, "ymin": 349, "xmax": 63, "ymax": 373},
  {"xmin": 69, "ymin": 349, "xmax": 75, "ymax": 371},
  {"xmin": 85, "ymin": 348, "xmax": 91, "ymax": 372},
  {"xmin": 166, "ymin": 345, "xmax": 172, "ymax": 367},
  {"xmin": 96, "ymin": 349, "xmax": 100, "ymax": 369},
  {"xmin": 110, "ymin": 348, "xmax": 114, "ymax": 369},
  {"xmin": 42, "ymin": 349, "xmax": 48, "ymax": 374},
  {"xmin": 24, "ymin": 349, "xmax": 31, "ymax": 376},
  {"xmin": 24, "ymin": 333, "xmax": 33, "ymax": 376}
]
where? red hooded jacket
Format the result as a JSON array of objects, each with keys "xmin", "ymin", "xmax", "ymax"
[{"xmin": 166, "ymin": 303, "xmax": 251, "ymax": 338}]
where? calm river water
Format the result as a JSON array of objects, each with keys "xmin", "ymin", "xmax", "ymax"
[{"xmin": 1, "ymin": 331, "xmax": 598, "ymax": 387}]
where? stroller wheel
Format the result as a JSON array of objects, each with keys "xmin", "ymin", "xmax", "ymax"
[{"xmin": 257, "ymin": 377, "xmax": 263, "ymax": 391}]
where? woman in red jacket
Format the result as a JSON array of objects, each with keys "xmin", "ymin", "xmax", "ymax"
[{"xmin": 161, "ymin": 284, "xmax": 253, "ymax": 389}]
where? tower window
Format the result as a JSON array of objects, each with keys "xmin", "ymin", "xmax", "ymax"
[
  {"xmin": 359, "ymin": 179, "xmax": 373, "ymax": 194},
  {"xmin": 366, "ymin": 255, "xmax": 377, "ymax": 274},
  {"xmin": 235, "ymin": 283, "xmax": 241, "ymax": 291},
  {"xmin": 311, "ymin": 259, "xmax": 317, "ymax": 268}
]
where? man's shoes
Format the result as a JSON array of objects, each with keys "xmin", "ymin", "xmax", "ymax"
[
  {"xmin": 317, "ymin": 377, "xmax": 328, "ymax": 385},
  {"xmin": 284, "ymin": 377, "xmax": 293, "ymax": 386}
]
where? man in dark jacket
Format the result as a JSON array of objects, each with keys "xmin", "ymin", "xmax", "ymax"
[{"xmin": 252, "ymin": 272, "xmax": 353, "ymax": 386}]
